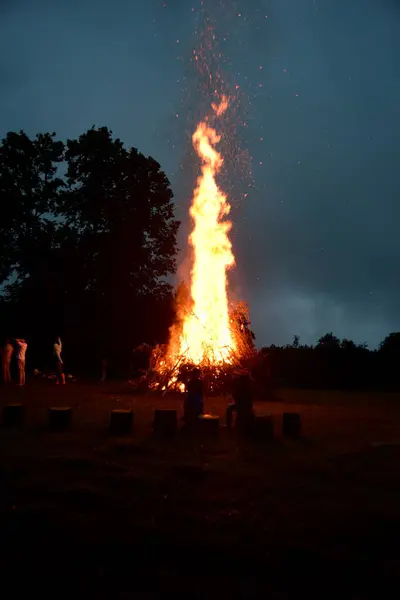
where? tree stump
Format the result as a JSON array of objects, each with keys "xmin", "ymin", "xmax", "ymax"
[
  {"xmin": 49, "ymin": 407, "xmax": 72, "ymax": 431},
  {"xmin": 109, "ymin": 409, "xmax": 133, "ymax": 435},
  {"xmin": 153, "ymin": 409, "xmax": 177, "ymax": 437},
  {"xmin": 197, "ymin": 414, "xmax": 219, "ymax": 435},
  {"xmin": 2, "ymin": 404, "xmax": 25, "ymax": 427},
  {"xmin": 252, "ymin": 414, "xmax": 274, "ymax": 441},
  {"xmin": 282, "ymin": 412, "xmax": 301, "ymax": 438}
]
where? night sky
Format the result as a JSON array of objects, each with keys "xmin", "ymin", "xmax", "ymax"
[{"xmin": 1, "ymin": 0, "xmax": 400, "ymax": 348}]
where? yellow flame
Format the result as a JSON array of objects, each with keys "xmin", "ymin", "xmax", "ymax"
[{"xmin": 177, "ymin": 95, "xmax": 236, "ymax": 364}]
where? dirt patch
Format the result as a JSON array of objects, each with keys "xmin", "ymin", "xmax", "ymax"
[{"xmin": 0, "ymin": 382, "xmax": 399, "ymax": 597}]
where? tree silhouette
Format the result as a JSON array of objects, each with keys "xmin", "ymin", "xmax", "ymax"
[
  {"xmin": 60, "ymin": 127, "xmax": 179, "ymax": 298},
  {"xmin": 379, "ymin": 332, "xmax": 400, "ymax": 353},
  {"xmin": 317, "ymin": 332, "xmax": 341, "ymax": 349},
  {"xmin": 59, "ymin": 127, "xmax": 179, "ymax": 367},
  {"xmin": 0, "ymin": 127, "xmax": 180, "ymax": 373},
  {"xmin": 0, "ymin": 131, "xmax": 64, "ymax": 283},
  {"xmin": 340, "ymin": 338, "xmax": 357, "ymax": 351},
  {"xmin": 292, "ymin": 335, "xmax": 300, "ymax": 348}
]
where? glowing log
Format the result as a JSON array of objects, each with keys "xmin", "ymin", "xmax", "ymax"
[
  {"xmin": 2, "ymin": 404, "xmax": 25, "ymax": 427},
  {"xmin": 109, "ymin": 409, "xmax": 133, "ymax": 435},
  {"xmin": 197, "ymin": 413, "xmax": 219, "ymax": 435},
  {"xmin": 48, "ymin": 407, "xmax": 72, "ymax": 431},
  {"xmin": 282, "ymin": 412, "xmax": 301, "ymax": 439},
  {"xmin": 153, "ymin": 409, "xmax": 177, "ymax": 437},
  {"xmin": 252, "ymin": 415, "xmax": 274, "ymax": 441}
]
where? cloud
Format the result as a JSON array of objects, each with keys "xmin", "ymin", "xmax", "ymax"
[{"xmin": 1, "ymin": 0, "xmax": 400, "ymax": 348}]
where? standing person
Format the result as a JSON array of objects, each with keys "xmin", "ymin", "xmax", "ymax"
[
  {"xmin": 2, "ymin": 339, "xmax": 14, "ymax": 384},
  {"xmin": 101, "ymin": 358, "xmax": 107, "ymax": 382},
  {"xmin": 226, "ymin": 369, "xmax": 254, "ymax": 431},
  {"xmin": 15, "ymin": 338, "xmax": 28, "ymax": 386},
  {"xmin": 53, "ymin": 337, "xmax": 66, "ymax": 385},
  {"xmin": 183, "ymin": 368, "xmax": 204, "ymax": 425}
]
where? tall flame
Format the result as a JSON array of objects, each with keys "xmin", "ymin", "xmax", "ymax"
[{"xmin": 177, "ymin": 95, "xmax": 236, "ymax": 364}]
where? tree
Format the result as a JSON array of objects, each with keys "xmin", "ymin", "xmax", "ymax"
[
  {"xmin": 292, "ymin": 335, "xmax": 300, "ymax": 348},
  {"xmin": 0, "ymin": 126, "xmax": 180, "ymax": 374},
  {"xmin": 60, "ymin": 127, "xmax": 179, "ymax": 294},
  {"xmin": 379, "ymin": 332, "xmax": 400, "ymax": 353},
  {"xmin": 58, "ymin": 127, "xmax": 180, "ymax": 367},
  {"xmin": 0, "ymin": 131, "xmax": 64, "ymax": 283},
  {"xmin": 340, "ymin": 338, "xmax": 357, "ymax": 351},
  {"xmin": 317, "ymin": 332, "xmax": 341, "ymax": 349}
]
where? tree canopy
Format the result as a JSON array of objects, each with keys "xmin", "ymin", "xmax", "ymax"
[{"xmin": 0, "ymin": 127, "xmax": 179, "ymax": 373}]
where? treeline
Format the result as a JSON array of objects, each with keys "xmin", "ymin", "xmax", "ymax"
[
  {"xmin": 266, "ymin": 333, "xmax": 400, "ymax": 391},
  {"xmin": 0, "ymin": 128, "xmax": 180, "ymax": 375}
]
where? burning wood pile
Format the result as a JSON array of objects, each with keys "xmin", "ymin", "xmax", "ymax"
[
  {"xmin": 147, "ymin": 300, "xmax": 256, "ymax": 395},
  {"xmin": 145, "ymin": 95, "xmax": 256, "ymax": 395}
]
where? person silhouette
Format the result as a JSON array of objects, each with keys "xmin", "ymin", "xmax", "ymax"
[
  {"xmin": 2, "ymin": 339, "xmax": 13, "ymax": 384},
  {"xmin": 15, "ymin": 338, "xmax": 28, "ymax": 386},
  {"xmin": 226, "ymin": 369, "xmax": 254, "ymax": 431},
  {"xmin": 183, "ymin": 367, "xmax": 204, "ymax": 425},
  {"xmin": 53, "ymin": 337, "xmax": 66, "ymax": 385}
]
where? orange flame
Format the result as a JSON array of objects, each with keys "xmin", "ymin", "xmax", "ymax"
[
  {"xmin": 176, "ymin": 95, "xmax": 236, "ymax": 364},
  {"xmin": 211, "ymin": 95, "xmax": 229, "ymax": 116}
]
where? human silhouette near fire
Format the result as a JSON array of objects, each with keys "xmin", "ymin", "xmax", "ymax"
[{"xmin": 183, "ymin": 367, "xmax": 204, "ymax": 425}]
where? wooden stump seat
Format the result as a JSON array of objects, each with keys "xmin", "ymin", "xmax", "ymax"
[{"xmin": 197, "ymin": 413, "xmax": 219, "ymax": 435}]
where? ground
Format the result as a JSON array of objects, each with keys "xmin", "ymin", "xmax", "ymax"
[{"xmin": 0, "ymin": 381, "xmax": 399, "ymax": 599}]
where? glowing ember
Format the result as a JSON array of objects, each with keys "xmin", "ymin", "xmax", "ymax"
[{"xmin": 173, "ymin": 95, "xmax": 236, "ymax": 365}]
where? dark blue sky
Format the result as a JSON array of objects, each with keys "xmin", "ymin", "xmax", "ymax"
[{"xmin": 1, "ymin": 0, "xmax": 400, "ymax": 347}]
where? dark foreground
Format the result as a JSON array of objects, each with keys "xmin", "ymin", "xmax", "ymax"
[{"xmin": 1, "ymin": 382, "xmax": 400, "ymax": 599}]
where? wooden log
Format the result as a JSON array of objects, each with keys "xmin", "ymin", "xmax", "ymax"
[
  {"xmin": 252, "ymin": 414, "xmax": 274, "ymax": 441},
  {"xmin": 49, "ymin": 407, "xmax": 72, "ymax": 431},
  {"xmin": 282, "ymin": 412, "xmax": 301, "ymax": 439},
  {"xmin": 153, "ymin": 409, "xmax": 177, "ymax": 436},
  {"xmin": 197, "ymin": 413, "xmax": 219, "ymax": 435},
  {"xmin": 2, "ymin": 404, "xmax": 25, "ymax": 427},
  {"xmin": 109, "ymin": 409, "xmax": 133, "ymax": 435}
]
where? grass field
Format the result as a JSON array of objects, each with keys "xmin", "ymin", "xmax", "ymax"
[{"xmin": 1, "ymin": 381, "xmax": 399, "ymax": 598}]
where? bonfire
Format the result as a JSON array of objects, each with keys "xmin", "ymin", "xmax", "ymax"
[{"xmin": 148, "ymin": 96, "xmax": 255, "ymax": 394}]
